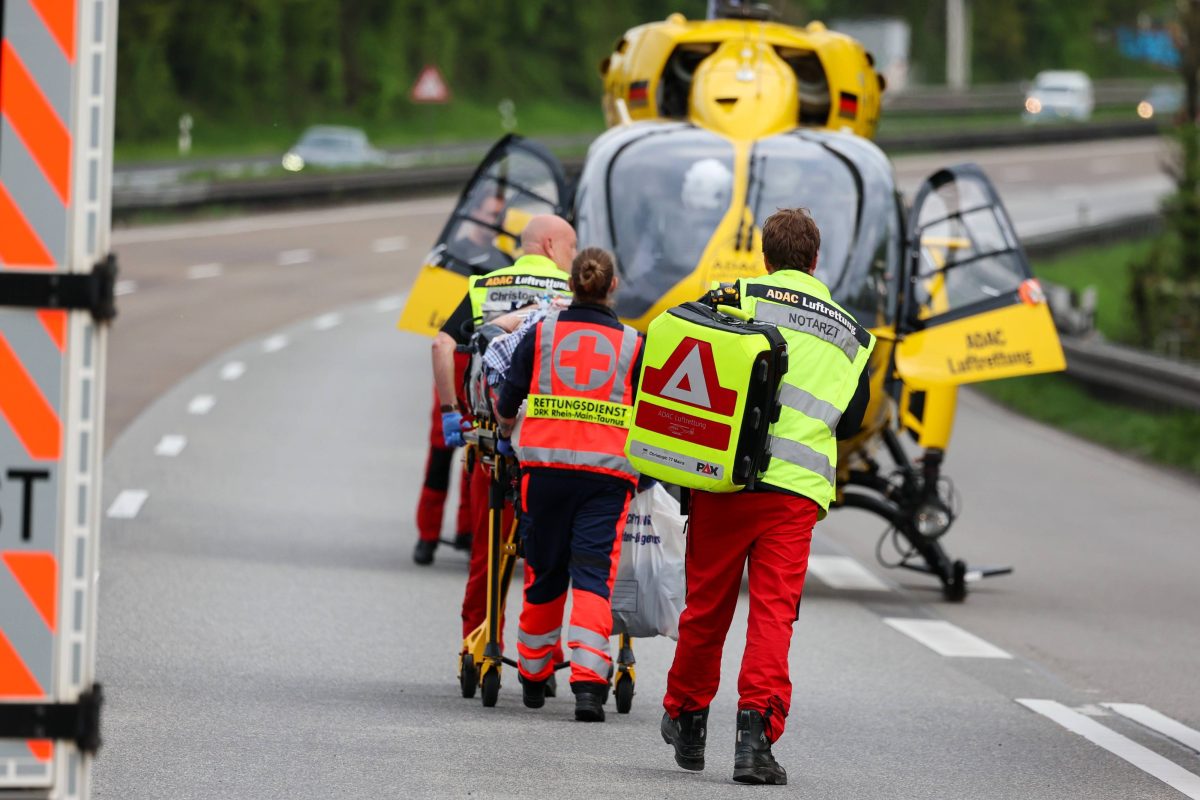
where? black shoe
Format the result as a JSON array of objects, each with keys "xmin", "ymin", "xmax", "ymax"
[
  {"xmin": 544, "ymin": 673, "xmax": 557, "ymax": 698},
  {"xmin": 452, "ymin": 531, "xmax": 473, "ymax": 551},
  {"xmin": 733, "ymin": 709, "xmax": 787, "ymax": 785},
  {"xmin": 520, "ymin": 675, "xmax": 546, "ymax": 709},
  {"xmin": 573, "ymin": 681, "xmax": 607, "ymax": 722},
  {"xmin": 661, "ymin": 708, "xmax": 708, "ymax": 771},
  {"xmin": 412, "ymin": 539, "xmax": 437, "ymax": 565}
]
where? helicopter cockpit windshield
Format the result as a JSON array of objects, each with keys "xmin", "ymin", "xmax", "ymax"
[
  {"xmin": 748, "ymin": 131, "xmax": 900, "ymax": 327},
  {"xmin": 585, "ymin": 128, "xmax": 736, "ymax": 319}
]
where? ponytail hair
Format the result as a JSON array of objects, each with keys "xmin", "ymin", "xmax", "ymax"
[{"xmin": 570, "ymin": 247, "xmax": 616, "ymax": 304}]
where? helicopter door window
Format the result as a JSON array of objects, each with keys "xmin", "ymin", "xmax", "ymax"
[
  {"xmin": 913, "ymin": 182, "xmax": 1027, "ymax": 322},
  {"xmin": 606, "ymin": 130, "xmax": 736, "ymax": 318},
  {"xmin": 440, "ymin": 149, "xmax": 564, "ymax": 274}
]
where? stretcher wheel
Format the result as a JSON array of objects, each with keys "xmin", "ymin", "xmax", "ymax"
[
  {"xmin": 615, "ymin": 674, "xmax": 634, "ymax": 714},
  {"xmin": 459, "ymin": 655, "xmax": 477, "ymax": 699},
  {"xmin": 481, "ymin": 669, "xmax": 500, "ymax": 707}
]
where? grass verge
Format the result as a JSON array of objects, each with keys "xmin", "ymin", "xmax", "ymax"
[
  {"xmin": 115, "ymin": 100, "xmax": 605, "ymax": 164},
  {"xmin": 976, "ymin": 236, "xmax": 1198, "ymax": 477}
]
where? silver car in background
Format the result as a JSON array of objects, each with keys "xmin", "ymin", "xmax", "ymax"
[{"xmin": 282, "ymin": 126, "xmax": 386, "ymax": 171}]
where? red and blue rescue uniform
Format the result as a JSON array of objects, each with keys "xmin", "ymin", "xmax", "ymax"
[{"xmin": 496, "ymin": 303, "xmax": 643, "ymax": 688}]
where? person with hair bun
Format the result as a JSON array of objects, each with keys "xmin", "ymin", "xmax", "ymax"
[{"xmin": 494, "ymin": 247, "xmax": 644, "ymax": 722}]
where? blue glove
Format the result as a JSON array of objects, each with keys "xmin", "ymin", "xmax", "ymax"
[
  {"xmin": 497, "ymin": 438, "xmax": 516, "ymax": 458},
  {"xmin": 441, "ymin": 411, "xmax": 466, "ymax": 448}
]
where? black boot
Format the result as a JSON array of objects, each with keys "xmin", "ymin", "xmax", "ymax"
[
  {"xmin": 544, "ymin": 672, "xmax": 557, "ymax": 698},
  {"xmin": 520, "ymin": 675, "xmax": 546, "ymax": 709},
  {"xmin": 412, "ymin": 539, "xmax": 437, "ymax": 565},
  {"xmin": 452, "ymin": 531, "xmax": 473, "ymax": 551},
  {"xmin": 573, "ymin": 681, "xmax": 607, "ymax": 722},
  {"xmin": 660, "ymin": 707, "xmax": 708, "ymax": 771},
  {"xmin": 733, "ymin": 709, "xmax": 787, "ymax": 785}
]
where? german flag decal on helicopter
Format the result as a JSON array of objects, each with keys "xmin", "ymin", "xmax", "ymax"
[
  {"xmin": 628, "ymin": 80, "xmax": 650, "ymax": 108},
  {"xmin": 838, "ymin": 92, "xmax": 859, "ymax": 119}
]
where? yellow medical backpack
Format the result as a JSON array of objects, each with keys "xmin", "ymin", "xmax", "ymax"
[{"xmin": 625, "ymin": 302, "xmax": 788, "ymax": 492}]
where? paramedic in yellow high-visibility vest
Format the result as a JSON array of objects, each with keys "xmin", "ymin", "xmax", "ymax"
[{"xmin": 660, "ymin": 208, "xmax": 873, "ymax": 785}]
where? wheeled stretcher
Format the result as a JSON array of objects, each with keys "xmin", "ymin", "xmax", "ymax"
[{"xmin": 456, "ymin": 332, "xmax": 637, "ymax": 711}]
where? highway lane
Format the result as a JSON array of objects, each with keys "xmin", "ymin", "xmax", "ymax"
[
  {"xmin": 90, "ymin": 136, "xmax": 1199, "ymax": 796},
  {"xmin": 94, "ymin": 298, "xmax": 1200, "ymax": 798}
]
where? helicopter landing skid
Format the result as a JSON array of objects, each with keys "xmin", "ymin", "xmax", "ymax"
[{"xmin": 838, "ymin": 430, "xmax": 1012, "ymax": 602}]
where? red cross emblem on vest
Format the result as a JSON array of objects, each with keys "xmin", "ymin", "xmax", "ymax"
[{"xmin": 553, "ymin": 330, "xmax": 617, "ymax": 391}]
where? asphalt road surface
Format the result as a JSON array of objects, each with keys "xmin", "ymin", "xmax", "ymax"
[{"xmin": 91, "ymin": 137, "xmax": 1198, "ymax": 798}]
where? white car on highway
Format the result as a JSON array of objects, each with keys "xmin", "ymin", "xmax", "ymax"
[{"xmin": 1022, "ymin": 70, "xmax": 1094, "ymax": 123}]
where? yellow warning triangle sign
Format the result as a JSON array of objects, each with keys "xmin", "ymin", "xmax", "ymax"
[{"xmin": 410, "ymin": 65, "xmax": 451, "ymax": 104}]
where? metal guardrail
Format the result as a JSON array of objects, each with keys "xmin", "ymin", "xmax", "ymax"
[
  {"xmin": 1058, "ymin": 336, "xmax": 1200, "ymax": 412},
  {"xmin": 1024, "ymin": 214, "xmax": 1200, "ymax": 412},
  {"xmin": 884, "ymin": 79, "xmax": 1161, "ymax": 114},
  {"xmin": 111, "ymin": 120, "xmax": 1162, "ymax": 215}
]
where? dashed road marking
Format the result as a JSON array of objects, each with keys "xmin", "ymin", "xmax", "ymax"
[
  {"xmin": 372, "ymin": 236, "xmax": 408, "ymax": 253},
  {"xmin": 314, "ymin": 313, "xmax": 342, "ymax": 331},
  {"xmin": 188, "ymin": 395, "xmax": 216, "ymax": 415},
  {"xmin": 220, "ymin": 361, "xmax": 246, "ymax": 381},
  {"xmin": 883, "ymin": 618, "xmax": 1012, "ymax": 658},
  {"xmin": 1104, "ymin": 703, "xmax": 1200, "ymax": 755},
  {"xmin": 262, "ymin": 334, "xmax": 289, "ymax": 353},
  {"xmin": 154, "ymin": 435, "xmax": 188, "ymax": 457},
  {"xmin": 278, "ymin": 248, "xmax": 314, "ymax": 266},
  {"xmin": 375, "ymin": 295, "xmax": 405, "ymax": 313},
  {"xmin": 1018, "ymin": 699, "xmax": 1200, "ymax": 798},
  {"xmin": 807, "ymin": 555, "xmax": 891, "ymax": 591},
  {"xmin": 187, "ymin": 262, "xmax": 224, "ymax": 280},
  {"xmin": 107, "ymin": 490, "xmax": 149, "ymax": 519},
  {"xmin": 114, "ymin": 280, "xmax": 137, "ymax": 296}
]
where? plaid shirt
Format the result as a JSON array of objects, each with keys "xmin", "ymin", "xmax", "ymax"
[{"xmin": 482, "ymin": 299, "xmax": 566, "ymax": 386}]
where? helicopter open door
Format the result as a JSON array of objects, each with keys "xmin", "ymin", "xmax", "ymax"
[
  {"xmin": 894, "ymin": 164, "xmax": 1066, "ymax": 388},
  {"xmin": 397, "ymin": 134, "xmax": 570, "ymax": 336}
]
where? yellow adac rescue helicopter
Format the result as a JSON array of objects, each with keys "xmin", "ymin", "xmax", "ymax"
[{"xmin": 399, "ymin": 2, "xmax": 1066, "ymax": 601}]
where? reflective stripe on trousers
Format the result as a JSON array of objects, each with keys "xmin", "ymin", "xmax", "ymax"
[{"xmin": 517, "ymin": 622, "xmax": 563, "ymax": 680}]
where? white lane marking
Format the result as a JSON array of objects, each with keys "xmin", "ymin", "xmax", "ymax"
[
  {"xmin": 1104, "ymin": 704, "xmax": 1200, "ymax": 755},
  {"xmin": 1018, "ymin": 700, "xmax": 1200, "ymax": 798},
  {"xmin": 372, "ymin": 236, "xmax": 409, "ymax": 253},
  {"xmin": 187, "ymin": 262, "xmax": 223, "ymax": 280},
  {"xmin": 277, "ymin": 248, "xmax": 314, "ymax": 266},
  {"xmin": 154, "ymin": 435, "xmax": 188, "ymax": 457},
  {"xmin": 375, "ymin": 295, "xmax": 405, "ymax": 313},
  {"xmin": 188, "ymin": 395, "xmax": 216, "ymax": 415},
  {"xmin": 807, "ymin": 555, "xmax": 891, "ymax": 591},
  {"xmin": 111, "ymin": 198, "xmax": 454, "ymax": 245},
  {"xmin": 262, "ymin": 334, "xmax": 289, "ymax": 353},
  {"xmin": 114, "ymin": 280, "xmax": 137, "ymax": 296},
  {"xmin": 107, "ymin": 490, "xmax": 149, "ymax": 519},
  {"xmin": 883, "ymin": 618, "xmax": 1011, "ymax": 658},
  {"xmin": 314, "ymin": 313, "xmax": 342, "ymax": 331},
  {"xmin": 220, "ymin": 361, "xmax": 246, "ymax": 381}
]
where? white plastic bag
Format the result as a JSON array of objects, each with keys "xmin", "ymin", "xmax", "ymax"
[{"xmin": 611, "ymin": 483, "xmax": 687, "ymax": 640}]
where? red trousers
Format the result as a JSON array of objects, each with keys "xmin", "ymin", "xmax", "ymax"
[{"xmin": 663, "ymin": 490, "xmax": 817, "ymax": 743}]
